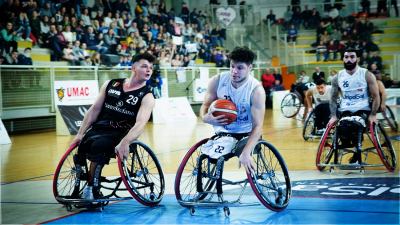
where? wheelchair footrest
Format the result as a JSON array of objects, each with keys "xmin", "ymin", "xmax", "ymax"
[{"xmin": 56, "ymin": 196, "xmax": 133, "ymax": 204}]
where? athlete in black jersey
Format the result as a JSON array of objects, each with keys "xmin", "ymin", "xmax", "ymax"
[{"xmin": 70, "ymin": 53, "xmax": 156, "ymax": 199}]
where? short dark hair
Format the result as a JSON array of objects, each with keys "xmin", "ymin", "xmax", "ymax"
[
  {"xmin": 228, "ymin": 46, "xmax": 256, "ymax": 65},
  {"xmin": 315, "ymin": 78, "xmax": 326, "ymax": 85},
  {"xmin": 343, "ymin": 48, "xmax": 360, "ymax": 57},
  {"xmin": 131, "ymin": 52, "xmax": 156, "ymax": 64}
]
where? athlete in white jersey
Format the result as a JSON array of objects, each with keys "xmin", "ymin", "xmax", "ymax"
[
  {"xmin": 328, "ymin": 49, "xmax": 379, "ymax": 126},
  {"xmin": 328, "ymin": 49, "xmax": 379, "ymax": 164},
  {"xmin": 305, "ymin": 79, "xmax": 332, "ymax": 131},
  {"xmin": 200, "ymin": 47, "xmax": 266, "ymax": 174}
]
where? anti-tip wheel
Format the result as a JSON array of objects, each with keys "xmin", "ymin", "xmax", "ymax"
[
  {"xmin": 223, "ymin": 206, "xmax": 230, "ymax": 217},
  {"xmin": 329, "ymin": 167, "xmax": 334, "ymax": 174},
  {"xmin": 189, "ymin": 207, "xmax": 195, "ymax": 216},
  {"xmin": 65, "ymin": 204, "xmax": 72, "ymax": 212}
]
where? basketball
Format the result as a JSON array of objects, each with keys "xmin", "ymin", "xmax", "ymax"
[{"xmin": 209, "ymin": 99, "xmax": 238, "ymax": 124}]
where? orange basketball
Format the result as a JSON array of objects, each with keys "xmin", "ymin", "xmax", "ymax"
[{"xmin": 210, "ymin": 99, "xmax": 238, "ymax": 124}]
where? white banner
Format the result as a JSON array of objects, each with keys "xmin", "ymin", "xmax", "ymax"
[
  {"xmin": 152, "ymin": 97, "xmax": 197, "ymax": 123},
  {"xmin": 193, "ymin": 78, "xmax": 208, "ymax": 102},
  {"xmin": 172, "ymin": 35, "xmax": 183, "ymax": 45},
  {"xmin": 0, "ymin": 119, "xmax": 11, "ymax": 145},
  {"xmin": 54, "ymin": 80, "xmax": 99, "ymax": 105}
]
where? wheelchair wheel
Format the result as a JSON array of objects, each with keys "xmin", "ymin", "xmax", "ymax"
[
  {"xmin": 53, "ymin": 143, "xmax": 89, "ymax": 203},
  {"xmin": 280, "ymin": 93, "xmax": 302, "ymax": 118},
  {"xmin": 370, "ymin": 123, "xmax": 397, "ymax": 172},
  {"xmin": 118, "ymin": 141, "xmax": 165, "ymax": 206},
  {"xmin": 302, "ymin": 111, "xmax": 316, "ymax": 141},
  {"xmin": 247, "ymin": 140, "xmax": 291, "ymax": 211},
  {"xmin": 175, "ymin": 138, "xmax": 217, "ymax": 205},
  {"xmin": 382, "ymin": 106, "xmax": 398, "ymax": 132},
  {"xmin": 315, "ymin": 123, "xmax": 336, "ymax": 171}
]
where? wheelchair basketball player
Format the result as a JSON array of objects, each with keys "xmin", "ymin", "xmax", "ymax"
[{"xmin": 69, "ymin": 53, "xmax": 157, "ymax": 199}]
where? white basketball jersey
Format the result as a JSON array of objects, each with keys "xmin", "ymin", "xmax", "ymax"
[
  {"xmin": 214, "ymin": 71, "xmax": 260, "ymax": 134},
  {"xmin": 337, "ymin": 66, "xmax": 370, "ymax": 112},
  {"xmin": 312, "ymin": 85, "xmax": 331, "ymax": 105}
]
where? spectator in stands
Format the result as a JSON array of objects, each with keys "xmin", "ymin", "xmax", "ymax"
[
  {"xmin": 301, "ymin": 5, "xmax": 312, "ymax": 29},
  {"xmin": 62, "ymin": 25, "xmax": 76, "ymax": 43},
  {"xmin": 369, "ymin": 51, "xmax": 383, "ymax": 71},
  {"xmin": 315, "ymin": 40, "xmax": 328, "ymax": 62},
  {"xmin": 40, "ymin": 2, "xmax": 54, "ymax": 18},
  {"xmin": 211, "ymin": 25, "xmax": 224, "ymax": 47},
  {"xmin": 272, "ymin": 79, "xmax": 285, "ymax": 91},
  {"xmin": 273, "ymin": 68, "xmax": 283, "ymax": 85},
  {"xmin": 63, "ymin": 42, "xmax": 80, "ymax": 65},
  {"xmin": 239, "ymin": 1, "xmax": 246, "ymax": 24},
  {"xmin": 287, "ymin": 24, "xmax": 298, "ymax": 42},
  {"xmin": 309, "ymin": 8, "xmax": 320, "ymax": 29},
  {"xmin": 361, "ymin": 0, "xmax": 371, "ymax": 15},
  {"xmin": 265, "ymin": 9, "xmax": 277, "ymax": 25},
  {"xmin": 377, "ymin": 0, "xmax": 388, "ymax": 16},
  {"xmin": 261, "ymin": 68, "xmax": 275, "ymax": 108},
  {"xmin": 19, "ymin": 47, "xmax": 33, "ymax": 65},
  {"xmin": 327, "ymin": 40, "xmax": 338, "ymax": 61},
  {"xmin": 91, "ymin": 52, "xmax": 103, "ymax": 66},
  {"xmin": 82, "ymin": 26, "xmax": 108, "ymax": 54},
  {"xmin": 15, "ymin": 12, "xmax": 32, "ymax": 41},
  {"xmin": 359, "ymin": 51, "xmax": 371, "ymax": 68},
  {"xmin": 1, "ymin": 22, "xmax": 19, "ymax": 56},
  {"xmin": 312, "ymin": 66, "xmax": 325, "ymax": 82},
  {"xmin": 30, "ymin": 10, "xmax": 41, "ymax": 45},
  {"xmin": 391, "ymin": 0, "xmax": 399, "ymax": 17}
]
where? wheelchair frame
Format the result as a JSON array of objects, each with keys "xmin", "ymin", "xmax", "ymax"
[
  {"xmin": 174, "ymin": 138, "xmax": 291, "ymax": 216},
  {"xmin": 316, "ymin": 121, "xmax": 397, "ymax": 173},
  {"xmin": 53, "ymin": 141, "xmax": 165, "ymax": 211}
]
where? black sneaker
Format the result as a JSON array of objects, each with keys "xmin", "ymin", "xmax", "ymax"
[{"xmin": 349, "ymin": 152, "xmax": 361, "ymax": 164}]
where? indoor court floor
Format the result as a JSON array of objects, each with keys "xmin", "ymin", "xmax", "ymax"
[{"xmin": 1, "ymin": 108, "xmax": 399, "ymax": 224}]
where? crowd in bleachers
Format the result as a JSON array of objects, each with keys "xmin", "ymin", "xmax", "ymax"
[{"xmin": 0, "ymin": 0, "xmax": 230, "ymax": 67}]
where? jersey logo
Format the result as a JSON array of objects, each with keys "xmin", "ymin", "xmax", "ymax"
[
  {"xmin": 117, "ymin": 100, "xmax": 124, "ymax": 107},
  {"xmin": 112, "ymin": 81, "xmax": 121, "ymax": 87},
  {"xmin": 342, "ymin": 81, "xmax": 349, "ymax": 88},
  {"xmin": 108, "ymin": 89, "xmax": 121, "ymax": 97}
]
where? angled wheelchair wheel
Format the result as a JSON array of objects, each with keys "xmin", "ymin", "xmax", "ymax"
[
  {"xmin": 280, "ymin": 93, "xmax": 302, "ymax": 118},
  {"xmin": 53, "ymin": 143, "xmax": 89, "ymax": 203},
  {"xmin": 247, "ymin": 140, "xmax": 291, "ymax": 212},
  {"xmin": 174, "ymin": 138, "xmax": 217, "ymax": 205},
  {"xmin": 302, "ymin": 111, "xmax": 316, "ymax": 141},
  {"xmin": 370, "ymin": 123, "xmax": 397, "ymax": 172},
  {"xmin": 315, "ymin": 123, "xmax": 336, "ymax": 171},
  {"xmin": 382, "ymin": 106, "xmax": 398, "ymax": 132},
  {"xmin": 118, "ymin": 141, "xmax": 165, "ymax": 206}
]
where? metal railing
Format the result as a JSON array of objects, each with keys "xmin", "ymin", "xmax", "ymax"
[{"xmin": 0, "ymin": 65, "xmax": 267, "ymax": 120}]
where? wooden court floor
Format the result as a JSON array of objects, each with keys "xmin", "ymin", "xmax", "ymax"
[{"xmin": 0, "ymin": 109, "xmax": 399, "ymax": 224}]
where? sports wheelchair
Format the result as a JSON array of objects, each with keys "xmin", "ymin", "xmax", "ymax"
[
  {"xmin": 53, "ymin": 141, "xmax": 165, "ymax": 211},
  {"xmin": 174, "ymin": 137, "xmax": 291, "ymax": 216},
  {"xmin": 378, "ymin": 105, "xmax": 398, "ymax": 132},
  {"xmin": 302, "ymin": 110, "xmax": 321, "ymax": 141},
  {"xmin": 315, "ymin": 117, "xmax": 397, "ymax": 173},
  {"xmin": 280, "ymin": 82, "xmax": 315, "ymax": 119}
]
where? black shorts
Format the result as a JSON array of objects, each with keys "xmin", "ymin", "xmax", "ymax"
[{"xmin": 78, "ymin": 128, "xmax": 125, "ymax": 164}]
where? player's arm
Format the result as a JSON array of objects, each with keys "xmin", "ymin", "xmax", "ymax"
[
  {"xmin": 239, "ymin": 85, "xmax": 266, "ymax": 174},
  {"xmin": 200, "ymin": 75, "xmax": 228, "ymax": 126},
  {"xmin": 328, "ymin": 75, "xmax": 339, "ymax": 126},
  {"xmin": 366, "ymin": 72, "xmax": 380, "ymax": 123},
  {"xmin": 305, "ymin": 88, "xmax": 313, "ymax": 113},
  {"xmin": 115, "ymin": 93, "xmax": 155, "ymax": 159},
  {"xmin": 377, "ymin": 80, "xmax": 386, "ymax": 111},
  {"xmin": 71, "ymin": 80, "xmax": 109, "ymax": 146}
]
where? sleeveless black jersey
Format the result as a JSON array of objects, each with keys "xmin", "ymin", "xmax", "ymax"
[{"xmin": 94, "ymin": 78, "xmax": 152, "ymax": 131}]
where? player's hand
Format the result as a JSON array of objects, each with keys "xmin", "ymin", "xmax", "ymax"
[
  {"xmin": 380, "ymin": 104, "xmax": 386, "ymax": 113},
  {"xmin": 203, "ymin": 113, "xmax": 229, "ymax": 126},
  {"xmin": 327, "ymin": 116, "xmax": 337, "ymax": 127},
  {"xmin": 115, "ymin": 139, "xmax": 130, "ymax": 160},
  {"xmin": 368, "ymin": 114, "xmax": 377, "ymax": 125},
  {"xmin": 239, "ymin": 152, "xmax": 256, "ymax": 174},
  {"xmin": 70, "ymin": 134, "xmax": 83, "ymax": 148}
]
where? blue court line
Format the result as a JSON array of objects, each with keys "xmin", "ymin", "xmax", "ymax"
[{"xmin": 44, "ymin": 195, "xmax": 399, "ymax": 224}]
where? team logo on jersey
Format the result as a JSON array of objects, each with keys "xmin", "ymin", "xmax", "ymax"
[
  {"xmin": 343, "ymin": 81, "xmax": 349, "ymax": 88},
  {"xmin": 138, "ymin": 91, "xmax": 144, "ymax": 97},
  {"xmin": 108, "ymin": 88, "xmax": 121, "ymax": 97},
  {"xmin": 56, "ymin": 87, "xmax": 65, "ymax": 101},
  {"xmin": 112, "ymin": 81, "xmax": 121, "ymax": 87},
  {"xmin": 117, "ymin": 100, "xmax": 124, "ymax": 107}
]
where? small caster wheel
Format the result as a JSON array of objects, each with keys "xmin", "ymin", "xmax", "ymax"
[
  {"xmin": 189, "ymin": 207, "xmax": 195, "ymax": 216},
  {"xmin": 360, "ymin": 167, "xmax": 365, "ymax": 174},
  {"xmin": 329, "ymin": 167, "xmax": 334, "ymax": 174},
  {"xmin": 66, "ymin": 204, "xmax": 72, "ymax": 212},
  {"xmin": 223, "ymin": 206, "xmax": 230, "ymax": 217}
]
